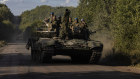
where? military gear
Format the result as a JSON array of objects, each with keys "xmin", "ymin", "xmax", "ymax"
[
  {"xmin": 51, "ymin": 12, "xmax": 54, "ymax": 15},
  {"xmin": 56, "ymin": 16, "xmax": 62, "ymax": 37},
  {"xmin": 80, "ymin": 21, "xmax": 89, "ymax": 40},
  {"xmin": 75, "ymin": 18, "xmax": 78, "ymax": 20},
  {"xmin": 72, "ymin": 22, "xmax": 81, "ymax": 33},
  {"xmin": 59, "ymin": 9, "xmax": 71, "ymax": 39},
  {"xmin": 81, "ymin": 18, "xmax": 84, "ymax": 21}
]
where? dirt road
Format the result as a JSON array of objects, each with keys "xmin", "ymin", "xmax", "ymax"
[{"xmin": 0, "ymin": 43, "xmax": 140, "ymax": 79}]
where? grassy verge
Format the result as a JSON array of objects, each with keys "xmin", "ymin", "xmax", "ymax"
[
  {"xmin": 102, "ymin": 51, "xmax": 140, "ymax": 66},
  {"xmin": 0, "ymin": 41, "xmax": 7, "ymax": 47}
]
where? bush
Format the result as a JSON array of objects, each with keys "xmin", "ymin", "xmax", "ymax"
[
  {"xmin": 103, "ymin": 50, "xmax": 140, "ymax": 66},
  {"xmin": 0, "ymin": 41, "xmax": 7, "ymax": 47}
]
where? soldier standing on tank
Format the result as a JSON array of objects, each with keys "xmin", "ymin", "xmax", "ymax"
[{"xmin": 59, "ymin": 9, "xmax": 71, "ymax": 39}]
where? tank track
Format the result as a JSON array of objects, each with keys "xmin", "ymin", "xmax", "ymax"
[
  {"xmin": 89, "ymin": 51, "xmax": 101, "ymax": 64},
  {"xmin": 31, "ymin": 47, "xmax": 54, "ymax": 63},
  {"xmin": 39, "ymin": 51, "xmax": 52, "ymax": 63}
]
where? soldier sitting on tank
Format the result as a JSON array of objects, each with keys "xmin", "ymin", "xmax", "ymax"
[
  {"xmin": 42, "ymin": 17, "xmax": 52, "ymax": 31},
  {"xmin": 45, "ymin": 12, "xmax": 57, "ymax": 32},
  {"xmin": 72, "ymin": 18, "xmax": 80, "ymax": 33},
  {"xmin": 51, "ymin": 15, "xmax": 58, "ymax": 31},
  {"xmin": 49, "ymin": 12, "xmax": 55, "ymax": 23},
  {"xmin": 43, "ymin": 17, "xmax": 49, "ymax": 26},
  {"xmin": 79, "ymin": 18, "xmax": 89, "ymax": 40}
]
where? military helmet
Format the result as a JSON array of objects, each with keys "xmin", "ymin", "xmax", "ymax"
[
  {"xmin": 75, "ymin": 18, "xmax": 78, "ymax": 20},
  {"xmin": 51, "ymin": 12, "xmax": 54, "ymax": 15},
  {"xmin": 81, "ymin": 18, "xmax": 84, "ymax": 21}
]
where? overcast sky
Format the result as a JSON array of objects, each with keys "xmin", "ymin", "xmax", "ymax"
[{"xmin": 0, "ymin": 0, "xmax": 79, "ymax": 15}]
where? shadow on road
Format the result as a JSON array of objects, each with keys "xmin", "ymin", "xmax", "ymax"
[
  {"xmin": 0, "ymin": 71, "xmax": 140, "ymax": 79},
  {"xmin": 0, "ymin": 53, "xmax": 98, "ymax": 67}
]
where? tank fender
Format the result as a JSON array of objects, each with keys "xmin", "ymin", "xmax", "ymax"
[{"xmin": 87, "ymin": 41, "xmax": 103, "ymax": 52}]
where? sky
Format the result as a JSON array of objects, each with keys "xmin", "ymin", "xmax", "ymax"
[{"xmin": 0, "ymin": 0, "xmax": 79, "ymax": 15}]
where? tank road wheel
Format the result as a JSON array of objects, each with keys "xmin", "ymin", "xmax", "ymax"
[{"xmin": 89, "ymin": 51, "xmax": 101, "ymax": 64}]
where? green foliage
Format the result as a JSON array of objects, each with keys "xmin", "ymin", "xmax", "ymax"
[
  {"xmin": 20, "ymin": 5, "xmax": 76, "ymax": 30},
  {"xmin": 20, "ymin": 0, "xmax": 140, "ymax": 65},
  {"xmin": 23, "ymin": 20, "xmax": 44, "ymax": 41},
  {"xmin": 0, "ymin": 4, "xmax": 13, "ymax": 21},
  {"xmin": 77, "ymin": 0, "xmax": 113, "ymax": 29},
  {"xmin": 76, "ymin": 0, "xmax": 140, "ymax": 65},
  {"xmin": 0, "ymin": 4, "xmax": 15, "ymax": 41},
  {"xmin": 0, "ymin": 20, "xmax": 15, "ymax": 40},
  {"xmin": 112, "ymin": 0, "xmax": 140, "ymax": 53},
  {"xmin": 76, "ymin": 0, "xmax": 114, "ymax": 42},
  {"xmin": 0, "ymin": 40, "xmax": 7, "ymax": 47}
]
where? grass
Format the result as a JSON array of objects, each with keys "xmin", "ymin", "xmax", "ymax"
[
  {"xmin": 102, "ymin": 51, "xmax": 140, "ymax": 66},
  {"xmin": 0, "ymin": 41, "xmax": 7, "ymax": 47}
]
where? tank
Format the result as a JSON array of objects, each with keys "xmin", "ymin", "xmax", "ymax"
[{"xmin": 26, "ymin": 24, "xmax": 103, "ymax": 64}]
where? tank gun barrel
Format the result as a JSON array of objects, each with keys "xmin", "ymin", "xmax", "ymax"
[{"xmin": 89, "ymin": 29, "xmax": 102, "ymax": 34}]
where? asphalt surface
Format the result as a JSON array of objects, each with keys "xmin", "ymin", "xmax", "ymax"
[{"xmin": 0, "ymin": 43, "xmax": 140, "ymax": 79}]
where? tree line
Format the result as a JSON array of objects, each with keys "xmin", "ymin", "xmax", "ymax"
[
  {"xmin": 20, "ymin": 0, "xmax": 140, "ymax": 65},
  {"xmin": 76, "ymin": 0, "xmax": 140, "ymax": 65},
  {"xmin": 0, "ymin": 4, "xmax": 15, "ymax": 41}
]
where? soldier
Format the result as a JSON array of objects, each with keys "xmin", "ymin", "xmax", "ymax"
[
  {"xmin": 56, "ymin": 16, "xmax": 62, "ymax": 37},
  {"xmin": 51, "ymin": 15, "xmax": 57, "ymax": 31},
  {"xmin": 68, "ymin": 17, "xmax": 73, "ymax": 39},
  {"xmin": 57, "ymin": 16, "xmax": 62, "ymax": 25},
  {"xmin": 59, "ymin": 9, "xmax": 71, "ymax": 39},
  {"xmin": 68, "ymin": 17, "xmax": 73, "ymax": 29},
  {"xmin": 80, "ymin": 18, "xmax": 89, "ymax": 40},
  {"xmin": 50, "ymin": 12, "xmax": 55, "ymax": 23},
  {"xmin": 80, "ymin": 19, "xmax": 88, "ymax": 28},
  {"xmin": 72, "ymin": 18, "xmax": 81, "ymax": 33},
  {"xmin": 43, "ymin": 17, "xmax": 49, "ymax": 27}
]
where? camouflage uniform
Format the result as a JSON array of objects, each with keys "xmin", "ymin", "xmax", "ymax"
[
  {"xmin": 43, "ymin": 17, "xmax": 49, "ymax": 24},
  {"xmin": 71, "ymin": 18, "xmax": 82, "ymax": 39},
  {"xmin": 49, "ymin": 12, "xmax": 55, "ymax": 23},
  {"xmin": 79, "ymin": 20, "xmax": 89, "ymax": 40},
  {"xmin": 68, "ymin": 17, "xmax": 73, "ymax": 39},
  {"xmin": 56, "ymin": 16, "xmax": 62, "ymax": 37},
  {"xmin": 72, "ymin": 19, "xmax": 81, "ymax": 34},
  {"xmin": 59, "ymin": 9, "xmax": 71, "ymax": 39}
]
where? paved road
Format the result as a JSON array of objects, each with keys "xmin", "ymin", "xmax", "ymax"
[{"xmin": 0, "ymin": 43, "xmax": 140, "ymax": 79}]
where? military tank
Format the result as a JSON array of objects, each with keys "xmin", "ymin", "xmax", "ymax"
[{"xmin": 26, "ymin": 24, "xmax": 103, "ymax": 64}]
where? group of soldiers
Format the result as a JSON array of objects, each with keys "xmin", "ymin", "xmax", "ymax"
[{"xmin": 43, "ymin": 9, "xmax": 89, "ymax": 40}]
